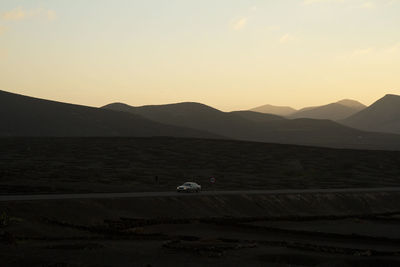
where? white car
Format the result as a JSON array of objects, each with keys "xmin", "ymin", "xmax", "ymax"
[{"xmin": 176, "ymin": 182, "xmax": 202, "ymax": 193}]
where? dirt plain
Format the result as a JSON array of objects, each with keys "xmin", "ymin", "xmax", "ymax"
[
  {"xmin": 1, "ymin": 137, "xmax": 400, "ymax": 266},
  {"xmin": 1, "ymin": 192, "xmax": 400, "ymax": 266},
  {"xmin": 1, "ymin": 137, "xmax": 400, "ymax": 194}
]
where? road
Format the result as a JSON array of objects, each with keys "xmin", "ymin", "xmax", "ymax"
[{"xmin": 1, "ymin": 187, "xmax": 400, "ymax": 202}]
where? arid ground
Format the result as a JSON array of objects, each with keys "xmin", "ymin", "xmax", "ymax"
[
  {"xmin": 1, "ymin": 137, "xmax": 400, "ymax": 266},
  {"xmin": 1, "ymin": 137, "xmax": 400, "ymax": 194},
  {"xmin": 1, "ymin": 192, "xmax": 400, "ymax": 267}
]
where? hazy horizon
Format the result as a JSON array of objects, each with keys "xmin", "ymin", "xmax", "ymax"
[{"xmin": 1, "ymin": 0, "xmax": 399, "ymax": 111}]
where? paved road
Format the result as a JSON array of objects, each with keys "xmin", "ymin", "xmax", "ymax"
[{"xmin": 1, "ymin": 187, "xmax": 400, "ymax": 202}]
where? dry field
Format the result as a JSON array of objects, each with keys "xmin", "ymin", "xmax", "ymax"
[
  {"xmin": 1, "ymin": 192, "xmax": 400, "ymax": 266},
  {"xmin": 0, "ymin": 137, "xmax": 400, "ymax": 194},
  {"xmin": 1, "ymin": 137, "xmax": 400, "ymax": 266}
]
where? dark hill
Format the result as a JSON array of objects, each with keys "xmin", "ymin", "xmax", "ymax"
[
  {"xmin": 250, "ymin": 104, "xmax": 297, "ymax": 116},
  {"xmin": 103, "ymin": 102, "xmax": 400, "ymax": 150},
  {"xmin": 290, "ymin": 100, "xmax": 366, "ymax": 121},
  {"xmin": 342, "ymin": 94, "xmax": 400, "ymax": 134},
  {"xmin": 336, "ymin": 99, "xmax": 366, "ymax": 110},
  {"xmin": 230, "ymin": 111, "xmax": 284, "ymax": 123},
  {"xmin": 103, "ymin": 102, "xmax": 228, "ymax": 129},
  {"xmin": 0, "ymin": 90, "xmax": 220, "ymax": 138},
  {"xmin": 103, "ymin": 102, "xmax": 266, "ymax": 139}
]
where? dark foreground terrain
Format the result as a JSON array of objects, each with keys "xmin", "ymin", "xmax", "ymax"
[
  {"xmin": 1, "ymin": 137, "xmax": 400, "ymax": 266},
  {"xmin": 1, "ymin": 137, "xmax": 400, "ymax": 194},
  {"xmin": 1, "ymin": 191, "xmax": 400, "ymax": 266}
]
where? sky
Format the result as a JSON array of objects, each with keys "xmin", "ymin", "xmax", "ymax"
[{"xmin": 0, "ymin": 0, "xmax": 399, "ymax": 111}]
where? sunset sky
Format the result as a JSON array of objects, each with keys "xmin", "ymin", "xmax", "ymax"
[{"xmin": 0, "ymin": 0, "xmax": 399, "ymax": 111}]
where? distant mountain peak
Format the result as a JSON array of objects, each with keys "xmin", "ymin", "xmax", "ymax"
[
  {"xmin": 385, "ymin": 93, "xmax": 399, "ymax": 96},
  {"xmin": 103, "ymin": 102, "xmax": 130, "ymax": 108},
  {"xmin": 381, "ymin": 94, "xmax": 400, "ymax": 100},
  {"xmin": 143, "ymin": 101, "xmax": 220, "ymax": 110},
  {"xmin": 290, "ymin": 99, "xmax": 365, "ymax": 121},
  {"xmin": 342, "ymin": 93, "xmax": 400, "ymax": 134},
  {"xmin": 336, "ymin": 99, "xmax": 366, "ymax": 109},
  {"xmin": 104, "ymin": 101, "xmax": 221, "ymax": 111},
  {"xmin": 370, "ymin": 94, "xmax": 400, "ymax": 108},
  {"xmin": 250, "ymin": 104, "xmax": 297, "ymax": 116}
]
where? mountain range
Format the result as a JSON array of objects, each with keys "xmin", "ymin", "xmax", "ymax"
[
  {"xmin": 341, "ymin": 94, "xmax": 400, "ymax": 134},
  {"xmin": 0, "ymin": 90, "xmax": 218, "ymax": 138},
  {"xmin": 250, "ymin": 104, "xmax": 297, "ymax": 116},
  {"xmin": 249, "ymin": 96, "xmax": 400, "ymax": 134},
  {"xmin": 2, "ymin": 89, "xmax": 400, "ymax": 150},
  {"xmin": 103, "ymin": 98, "xmax": 400, "ymax": 150},
  {"xmin": 251, "ymin": 99, "xmax": 366, "ymax": 121},
  {"xmin": 289, "ymin": 99, "xmax": 366, "ymax": 121}
]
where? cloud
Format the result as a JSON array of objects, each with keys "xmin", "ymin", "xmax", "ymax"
[
  {"xmin": 2, "ymin": 7, "xmax": 25, "ymax": 20},
  {"xmin": 352, "ymin": 47, "xmax": 374, "ymax": 56},
  {"xmin": 2, "ymin": 7, "xmax": 56, "ymax": 21},
  {"xmin": 351, "ymin": 43, "xmax": 400, "ymax": 58},
  {"xmin": 249, "ymin": 6, "xmax": 257, "ymax": 12},
  {"xmin": 231, "ymin": 17, "xmax": 247, "ymax": 31},
  {"xmin": 386, "ymin": 0, "xmax": 400, "ymax": 6},
  {"xmin": 302, "ymin": 0, "xmax": 375, "ymax": 8},
  {"xmin": 279, "ymin": 33, "xmax": 295, "ymax": 44},
  {"xmin": 385, "ymin": 42, "xmax": 400, "ymax": 54},
  {"xmin": 267, "ymin": 25, "xmax": 281, "ymax": 31},
  {"xmin": 357, "ymin": 1, "xmax": 376, "ymax": 9},
  {"xmin": 302, "ymin": 0, "xmax": 346, "ymax": 5},
  {"xmin": 46, "ymin": 10, "xmax": 57, "ymax": 20},
  {"xmin": 0, "ymin": 25, "xmax": 6, "ymax": 36}
]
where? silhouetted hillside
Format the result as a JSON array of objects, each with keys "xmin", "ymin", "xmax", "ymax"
[
  {"xmin": 290, "ymin": 99, "xmax": 366, "ymax": 121},
  {"xmin": 3, "ymin": 89, "xmax": 399, "ymax": 150},
  {"xmin": 342, "ymin": 94, "xmax": 400, "ymax": 134},
  {"xmin": 250, "ymin": 104, "xmax": 297, "ymax": 116},
  {"xmin": 103, "ymin": 102, "xmax": 400, "ymax": 150},
  {"xmin": 104, "ymin": 102, "xmax": 229, "ymax": 129},
  {"xmin": 0, "ymin": 90, "xmax": 220, "ymax": 138},
  {"xmin": 336, "ymin": 99, "xmax": 366, "ymax": 110},
  {"xmin": 230, "ymin": 111, "xmax": 284, "ymax": 123}
]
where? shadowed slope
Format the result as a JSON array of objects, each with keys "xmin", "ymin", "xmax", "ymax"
[
  {"xmin": 103, "ymin": 102, "xmax": 265, "ymax": 139},
  {"xmin": 0, "ymin": 90, "xmax": 220, "ymax": 138},
  {"xmin": 230, "ymin": 111, "xmax": 284, "ymax": 123},
  {"xmin": 337, "ymin": 99, "xmax": 366, "ymax": 110},
  {"xmin": 103, "ymin": 102, "xmax": 400, "ymax": 150},
  {"xmin": 342, "ymin": 94, "xmax": 400, "ymax": 134},
  {"xmin": 290, "ymin": 99, "xmax": 366, "ymax": 121},
  {"xmin": 250, "ymin": 104, "xmax": 297, "ymax": 116},
  {"xmin": 104, "ymin": 102, "xmax": 230, "ymax": 129}
]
